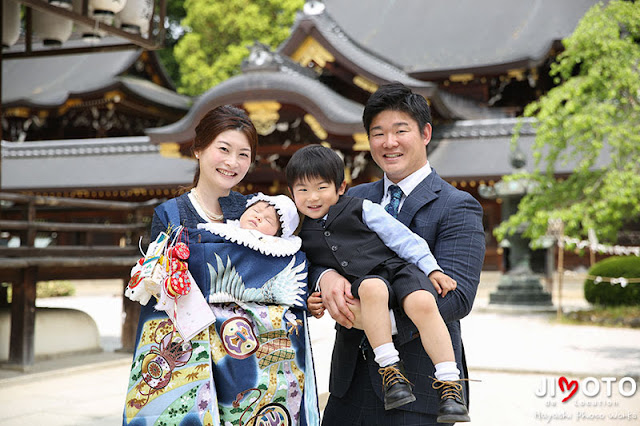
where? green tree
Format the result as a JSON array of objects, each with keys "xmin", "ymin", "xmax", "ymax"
[
  {"xmin": 495, "ymin": 0, "xmax": 640, "ymax": 245},
  {"xmin": 174, "ymin": 0, "xmax": 304, "ymax": 95}
]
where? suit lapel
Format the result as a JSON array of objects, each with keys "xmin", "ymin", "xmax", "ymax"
[
  {"xmin": 366, "ymin": 180, "xmax": 385, "ymax": 204},
  {"xmin": 397, "ymin": 170, "xmax": 442, "ymax": 226},
  {"xmin": 325, "ymin": 196, "xmax": 351, "ymax": 228}
]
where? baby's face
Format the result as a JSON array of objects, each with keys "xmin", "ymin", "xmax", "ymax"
[{"xmin": 239, "ymin": 201, "xmax": 281, "ymax": 236}]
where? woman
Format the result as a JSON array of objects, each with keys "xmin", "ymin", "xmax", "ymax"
[{"xmin": 123, "ymin": 105, "xmax": 319, "ymax": 426}]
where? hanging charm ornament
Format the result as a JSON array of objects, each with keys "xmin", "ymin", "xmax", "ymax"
[
  {"xmin": 191, "ymin": 188, "xmax": 224, "ymax": 222},
  {"xmin": 125, "ymin": 225, "xmax": 216, "ymax": 341}
]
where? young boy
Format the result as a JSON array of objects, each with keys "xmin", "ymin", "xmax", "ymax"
[{"xmin": 286, "ymin": 145, "xmax": 470, "ymax": 422}]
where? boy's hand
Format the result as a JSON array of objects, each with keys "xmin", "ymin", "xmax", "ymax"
[
  {"xmin": 428, "ymin": 271, "xmax": 457, "ymax": 297},
  {"xmin": 308, "ymin": 291, "xmax": 325, "ymax": 318}
]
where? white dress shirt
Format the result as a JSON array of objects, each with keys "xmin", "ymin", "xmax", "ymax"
[{"xmin": 381, "ymin": 161, "xmax": 432, "ymax": 212}]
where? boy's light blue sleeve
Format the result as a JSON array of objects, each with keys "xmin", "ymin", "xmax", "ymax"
[{"xmin": 362, "ymin": 199, "xmax": 442, "ymax": 276}]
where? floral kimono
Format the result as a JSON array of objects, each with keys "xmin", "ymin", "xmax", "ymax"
[{"xmin": 123, "ymin": 196, "xmax": 319, "ymax": 426}]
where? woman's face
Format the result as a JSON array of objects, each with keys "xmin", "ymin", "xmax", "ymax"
[{"xmin": 195, "ymin": 129, "xmax": 253, "ymax": 192}]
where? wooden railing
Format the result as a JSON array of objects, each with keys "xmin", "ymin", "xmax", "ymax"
[{"xmin": 0, "ymin": 192, "xmax": 161, "ymax": 368}]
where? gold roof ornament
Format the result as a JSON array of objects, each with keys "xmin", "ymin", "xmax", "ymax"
[
  {"xmin": 352, "ymin": 133, "xmax": 370, "ymax": 151},
  {"xmin": 304, "ymin": 114, "xmax": 327, "ymax": 140},
  {"xmin": 244, "ymin": 101, "xmax": 282, "ymax": 136},
  {"xmin": 291, "ymin": 36, "xmax": 335, "ymax": 68}
]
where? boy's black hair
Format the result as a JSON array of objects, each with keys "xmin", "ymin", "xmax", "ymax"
[
  {"xmin": 285, "ymin": 144, "xmax": 345, "ymax": 190},
  {"xmin": 362, "ymin": 81, "xmax": 432, "ymax": 137}
]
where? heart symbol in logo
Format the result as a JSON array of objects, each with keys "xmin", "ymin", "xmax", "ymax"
[{"xmin": 558, "ymin": 376, "xmax": 578, "ymax": 402}]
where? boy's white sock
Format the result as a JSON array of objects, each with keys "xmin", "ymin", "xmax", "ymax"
[
  {"xmin": 373, "ymin": 342, "xmax": 400, "ymax": 367},
  {"xmin": 434, "ymin": 361, "xmax": 460, "ymax": 381}
]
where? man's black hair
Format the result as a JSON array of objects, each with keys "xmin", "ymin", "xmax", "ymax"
[
  {"xmin": 362, "ymin": 82, "xmax": 432, "ymax": 137},
  {"xmin": 285, "ymin": 144, "xmax": 345, "ymax": 191}
]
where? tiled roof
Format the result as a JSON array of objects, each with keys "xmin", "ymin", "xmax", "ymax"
[
  {"xmin": 429, "ymin": 118, "xmax": 611, "ymax": 178},
  {"xmin": 322, "ymin": 0, "xmax": 599, "ymax": 76},
  {"xmin": 281, "ymin": 7, "xmax": 506, "ymax": 120},
  {"xmin": 2, "ymin": 49, "xmax": 190, "ymax": 111},
  {"xmin": 147, "ymin": 48, "xmax": 365, "ymax": 144},
  {"xmin": 1, "ymin": 138, "xmax": 195, "ymax": 190}
]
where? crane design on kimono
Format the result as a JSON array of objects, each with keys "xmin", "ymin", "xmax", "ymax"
[{"xmin": 207, "ymin": 253, "xmax": 307, "ymax": 308}]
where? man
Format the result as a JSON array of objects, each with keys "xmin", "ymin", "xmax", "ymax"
[{"xmin": 318, "ymin": 82, "xmax": 485, "ymax": 425}]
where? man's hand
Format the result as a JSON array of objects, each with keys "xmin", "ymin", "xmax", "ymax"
[
  {"xmin": 346, "ymin": 298, "xmax": 363, "ymax": 330},
  {"xmin": 318, "ymin": 270, "xmax": 356, "ymax": 328},
  {"xmin": 428, "ymin": 270, "xmax": 457, "ymax": 297},
  {"xmin": 307, "ymin": 292, "xmax": 325, "ymax": 318}
]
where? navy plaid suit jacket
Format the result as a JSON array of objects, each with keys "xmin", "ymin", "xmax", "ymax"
[{"xmin": 327, "ymin": 168, "xmax": 485, "ymax": 416}]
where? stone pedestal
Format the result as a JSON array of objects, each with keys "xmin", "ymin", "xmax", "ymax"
[{"xmin": 489, "ymin": 270, "xmax": 553, "ymax": 307}]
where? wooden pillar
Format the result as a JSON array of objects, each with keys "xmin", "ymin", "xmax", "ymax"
[
  {"xmin": 120, "ymin": 206, "xmax": 145, "ymax": 352},
  {"xmin": 120, "ymin": 277, "xmax": 140, "ymax": 352},
  {"xmin": 9, "ymin": 267, "xmax": 38, "ymax": 367},
  {"xmin": 26, "ymin": 201, "xmax": 36, "ymax": 246},
  {"xmin": 0, "ymin": 284, "xmax": 8, "ymax": 309}
]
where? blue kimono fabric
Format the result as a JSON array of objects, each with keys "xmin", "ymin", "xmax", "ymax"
[{"xmin": 123, "ymin": 227, "xmax": 319, "ymax": 426}]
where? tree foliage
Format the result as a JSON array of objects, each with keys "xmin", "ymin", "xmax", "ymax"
[
  {"xmin": 174, "ymin": 0, "xmax": 304, "ymax": 95},
  {"xmin": 495, "ymin": 0, "xmax": 640, "ymax": 245}
]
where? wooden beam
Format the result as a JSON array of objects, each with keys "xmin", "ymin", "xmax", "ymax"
[
  {"xmin": 16, "ymin": 0, "xmax": 161, "ymax": 51},
  {"xmin": 0, "ymin": 192, "xmax": 160, "ymax": 210},
  {"xmin": 0, "ymin": 220, "xmax": 146, "ymax": 233},
  {"xmin": 0, "ymin": 246, "xmax": 140, "ymax": 257},
  {"xmin": 2, "ymin": 43, "xmax": 143, "ymax": 59}
]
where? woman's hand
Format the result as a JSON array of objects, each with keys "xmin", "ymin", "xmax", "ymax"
[{"xmin": 307, "ymin": 292, "xmax": 325, "ymax": 318}]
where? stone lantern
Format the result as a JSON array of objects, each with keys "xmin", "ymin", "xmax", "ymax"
[{"xmin": 478, "ymin": 146, "xmax": 553, "ymax": 309}]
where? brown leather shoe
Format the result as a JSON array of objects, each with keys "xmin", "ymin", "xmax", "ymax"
[
  {"xmin": 378, "ymin": 361, "xmax": 416, "ymax": 410},
  {"xmin": 432, "ymin": 378, "xmax": 471, "ymax": 423}
]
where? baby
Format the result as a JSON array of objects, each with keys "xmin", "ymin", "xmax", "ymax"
[
  {"xmin": 126, "ymin": 193, "xmax": 303, "ymax": 338},
  {"xmin": 198, "ymin": 192, "xmax": 302, "ymax": 257}
]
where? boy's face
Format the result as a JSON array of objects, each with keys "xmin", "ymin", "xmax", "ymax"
[
  {"xmin": 239, "ymin": 201, "xmax": 281, "ymax": 236},
  {"xmin": 290, "ymin": 176, "xmax": 346, "ymax": 219}
]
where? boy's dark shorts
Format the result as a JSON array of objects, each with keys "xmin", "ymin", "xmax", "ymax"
[{"xmin": 350, "ymin": 258, "xmax": 438, "ymax": 309}]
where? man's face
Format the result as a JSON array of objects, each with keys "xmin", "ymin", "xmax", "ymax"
[
  {"xmin": 290, "ymin": 176, "xmax": 346, "ymax": 220},
  {"xmin": 368, "ymin": 110, "xmax": 431, "ymax": 183}
]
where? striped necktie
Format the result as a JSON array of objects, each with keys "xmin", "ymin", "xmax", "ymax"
[{"xmin": 385, "ymin": 185, "xmax": 403, "ymax": 218}]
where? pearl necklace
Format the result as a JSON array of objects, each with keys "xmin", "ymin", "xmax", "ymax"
[{"xmin": 191, "ymin": 188, "xmax": 224, "ymax": 222}]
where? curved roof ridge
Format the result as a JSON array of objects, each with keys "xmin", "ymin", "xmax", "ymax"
[
  {"xmin": 146, "ymin": 69, "xmax": 365, "ymax": 144},
  {"xmin": 281, "ymin": 9, "xmax": 509, "ymax": 121},
  {"xmin": 117, "ymin": 76, "xmax": 192, "ymax": 111},
  {"xmin": 281, "ymin": 9, "xmax": 435, "ymax": 89}
]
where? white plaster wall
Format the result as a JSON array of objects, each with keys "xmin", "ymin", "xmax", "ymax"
[{"xmin": 0, "ymin": 307, "xmax": 100, "ymax": 361}]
